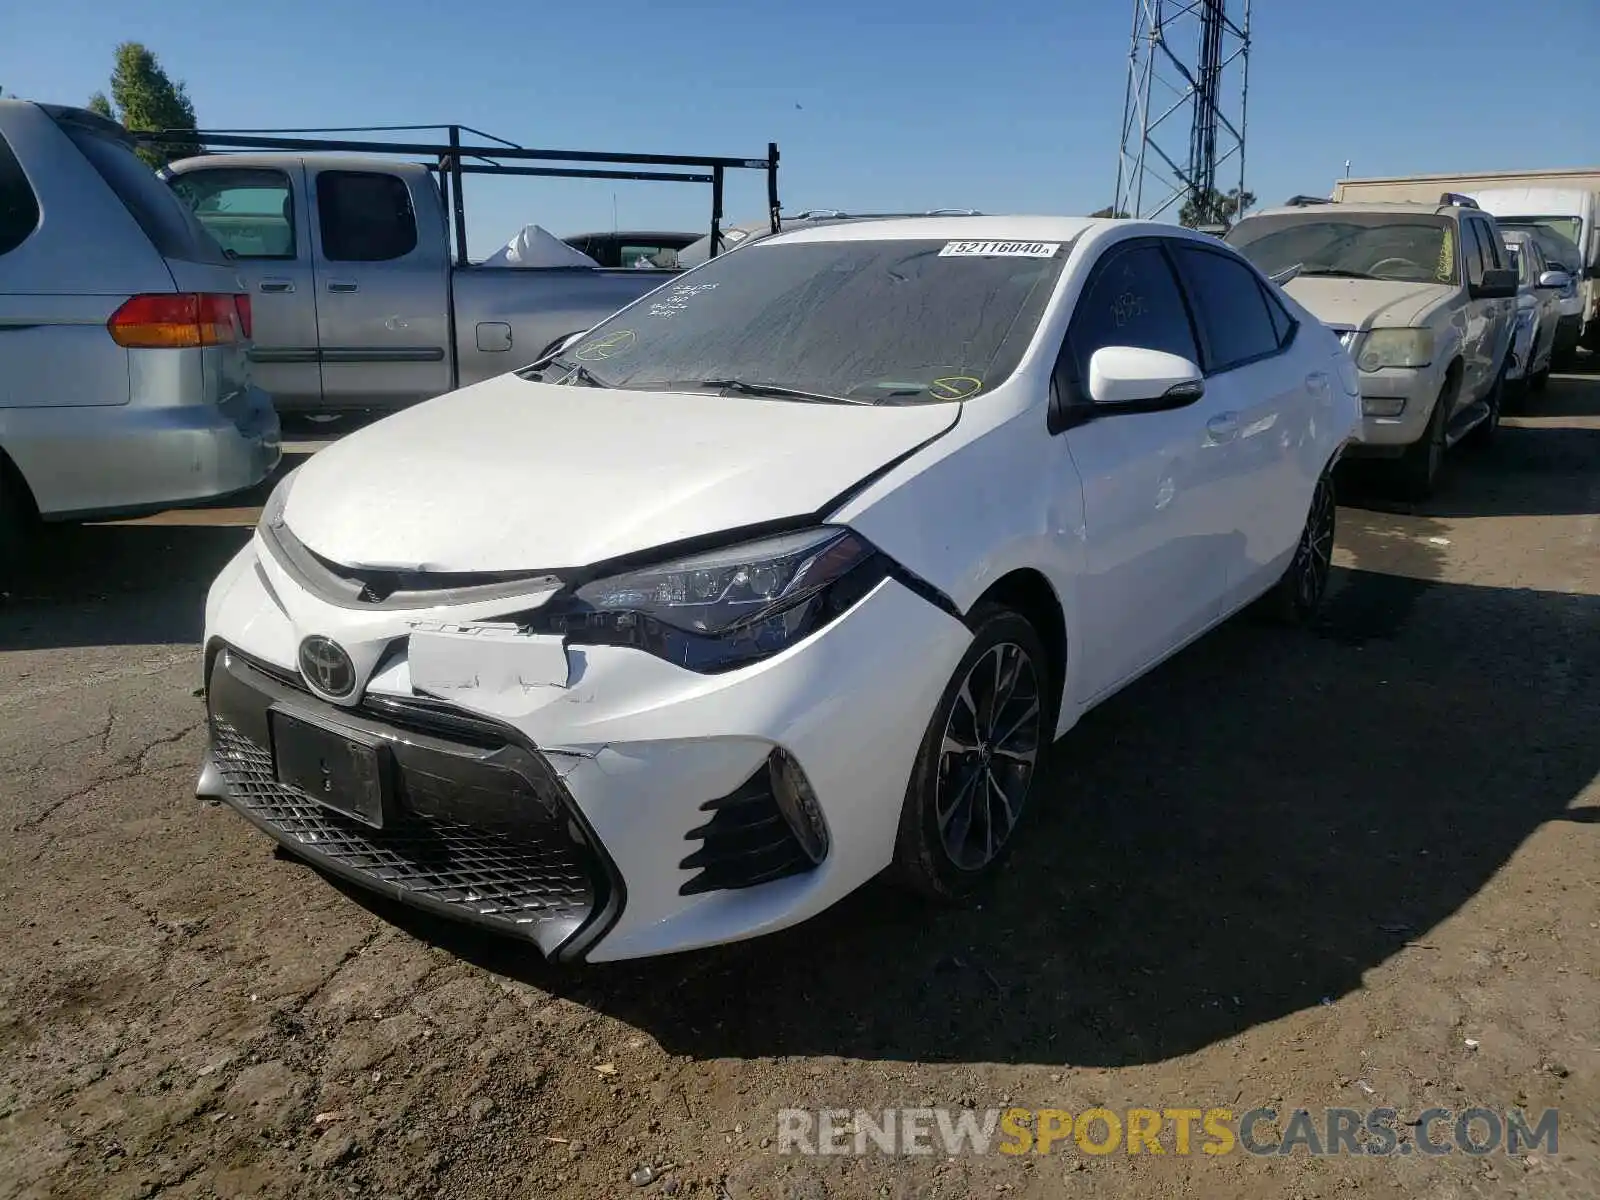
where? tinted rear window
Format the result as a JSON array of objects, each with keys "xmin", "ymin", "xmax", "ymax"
[
  {"xmin": 59, "ymin": 123, "xmax": 227, "ymax": 264},
  {"xmin": 0, "ymin": 129, "xmax": 41, "ymax": 256}
]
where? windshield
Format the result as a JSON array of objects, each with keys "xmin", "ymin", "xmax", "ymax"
[
  {"xmin": 1490, "ymin": 218, "xmax": 1582, "ymax": 271},
  {"xmin": 522, "ymin": 237, "xmax": 1069, "ymax": 405},
  {"xmin": 1227, "ymin": 214, "xmax": 1458, "ymax": 285}
]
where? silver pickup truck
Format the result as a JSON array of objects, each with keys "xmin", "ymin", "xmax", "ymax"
[{"xmin": 158, "ymin": 142, "xmax": 776, "ymax": 415}]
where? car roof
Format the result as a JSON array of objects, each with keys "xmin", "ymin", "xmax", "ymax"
[
  {"xmin": 1248, "ymin": 201, "xmax": 1476, "ymax": 220},
  {"xmin": 165, "ymin": 152, "xmax": 433, "ymax": 178},
  {"xmin": 762, "ymin": 215, "xmax": 1116, "ymax": 246}
]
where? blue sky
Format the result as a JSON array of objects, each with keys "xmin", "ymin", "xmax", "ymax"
[{"xmin": 6, "ymin": 0, "xmax": 1598, "ymax": 257}]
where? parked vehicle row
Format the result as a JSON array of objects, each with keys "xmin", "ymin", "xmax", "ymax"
[
  {"xmin": 1224, "ymin": 193, "xmax": 1569, "ymax": 499},
  {"xmin": 0, "ymin": 100, "xmax": 281, "ymax": 564},
  {"xmin": 198, "ymin": 215, "xmax": 1362, "ymax": 963},
  {"xmin": 1332, "ymin": 168, "xmax": 1600, "ymax": 360}
]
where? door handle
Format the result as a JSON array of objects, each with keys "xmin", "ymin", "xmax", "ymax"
[
  {"xmin": 327, "ymin": 280, "xmax": 359, "ymax": 293},
  {"xmin": 1305, "ymin": 370, "xmax": 1330, "ymax": 394},
  {"xmin": 1206, "ymin": 412, "xmax": 1240, "ymax": 442},
  {"xmin": 258, "ymin": 279, "xmax": 295, "ymax": 294}
]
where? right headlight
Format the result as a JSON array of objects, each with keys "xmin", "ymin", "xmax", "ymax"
[
  {"xmin": 1355, "ymin": 327, "xmax": 1434, "ymax": 372},
  {"xmin": 522, "ymin": 526, "xmax": 890, "ymax": 674}
]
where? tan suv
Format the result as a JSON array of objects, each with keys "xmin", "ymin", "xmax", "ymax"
[{"xmin": 1226, "ymin": 196, "xmax": 1517, "ymax": 499}]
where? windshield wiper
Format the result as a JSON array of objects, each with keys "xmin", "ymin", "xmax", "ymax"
[
  {"xmin": 1296, "ymin": 267, "xmax": 1379, "ymax": 280},
  {"xmin": 687, "ymin": 378, "xmax": 874, "ymax": 405},
  {"xmin": 540, "ymin": 359, "xmax": 610, "ymax": 388}
]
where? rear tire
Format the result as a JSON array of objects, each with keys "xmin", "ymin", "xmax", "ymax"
[
  {"xmin": 1259, "ymin": 467, "xmax": 1336, "ymax": 627},
  {"xmin": 0, "ymin": 465, "xmax": 37, "ymax": 594},
  {"xmin": 890, "ymin": 602, "xmax": 1056, "ymax": 903},
  {"xmin": 1465, "ymin": 355, "xmax": 1509, "ymax": 450}
]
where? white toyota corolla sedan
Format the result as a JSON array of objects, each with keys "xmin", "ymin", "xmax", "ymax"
[{"xmin": 199, "ymin": 216, "xmax": 1363, "ymax": 963}]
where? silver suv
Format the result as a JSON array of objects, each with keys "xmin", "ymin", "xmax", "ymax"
[
  {"xmin": 0, "ymin": 101, "xmax": 281, "ymax": 563},
  {"xmin": 1227, "ymin": 197, "xmax": 1517, "ymax": 499}
]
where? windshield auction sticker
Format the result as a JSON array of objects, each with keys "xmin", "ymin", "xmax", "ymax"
[{"xmin": 939, "ymin": 240, "xmax": 1062, "ymax": 258}]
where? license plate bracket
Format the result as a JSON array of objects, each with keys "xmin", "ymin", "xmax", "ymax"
[{"xmin": 269, "ymin": 707, "xmax": 393, "ymax": 829}]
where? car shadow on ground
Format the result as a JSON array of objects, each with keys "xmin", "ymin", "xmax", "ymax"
[
  {"xmin": 0, "ymin": 450, "xmax": 308, "ymax": 651},
  {"xmin": 1336, "ymin": 401, "xmax": 1600, "ymax": 520},
  {"xmin": 342, "ymin": 554, "xmax": 1600, "ymax": 1070}
]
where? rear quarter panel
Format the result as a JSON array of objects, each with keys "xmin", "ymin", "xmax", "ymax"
[{"xmin": 0, "ymin": 104, "xmax": 175, "ymax": 412}]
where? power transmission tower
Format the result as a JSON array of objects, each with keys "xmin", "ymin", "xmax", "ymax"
[{"xmin": 1113, "ymin": 0, "xmax": 1252, "ymax": 226}]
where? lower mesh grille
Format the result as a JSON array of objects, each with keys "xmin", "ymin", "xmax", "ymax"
[{"xmin": 211, "ymin": 716, "xmax": 594, "ymax": 926}]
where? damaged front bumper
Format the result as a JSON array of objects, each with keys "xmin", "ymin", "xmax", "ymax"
[
  {"xmin": 200, "ymin": 644, "xmax": 624, "ymax": 961},
  {"xmin": 198, "ymin": 536, "xmax": 973, "ymax": 963}
]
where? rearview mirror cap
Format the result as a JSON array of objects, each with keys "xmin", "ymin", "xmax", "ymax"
[
  {"xmin": 1087, "ymin": 346, "xmax": 1206, "ymax": 408},
  {"xmin": 1537, "ymin": 269, "xmax": 1572, "ymax": 290}
]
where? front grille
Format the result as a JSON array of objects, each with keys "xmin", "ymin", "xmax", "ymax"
[
  {"xmin": 679, "ymin": 764, "xmax": 815, "ymax": 896},
  {"xmin": 212, "ymin": 716, "xmax": 595, "ymax": 926}
]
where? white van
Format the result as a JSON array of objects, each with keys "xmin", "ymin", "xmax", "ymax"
[{"xmin": 1467, "ymin": 186, "xmax": 1598, "ymax": 362}]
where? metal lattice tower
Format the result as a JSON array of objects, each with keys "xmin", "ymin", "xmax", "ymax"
[{"xmin": 1113, "ymin": 0, "xmax": 1252, "ymax": 226}]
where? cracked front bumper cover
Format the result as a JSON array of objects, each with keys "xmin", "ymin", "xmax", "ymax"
[{"xmin": 199, "ymin": 645, "xmax": 624, "ymax": 961}]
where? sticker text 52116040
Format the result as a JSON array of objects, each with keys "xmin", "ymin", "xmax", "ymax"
[{"xmin": 939, "ymin": 241, "xmax": 1062, "ymax": 259}]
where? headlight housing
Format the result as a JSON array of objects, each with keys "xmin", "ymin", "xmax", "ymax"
[
  {"xmin": 523, "ymin": 526, "xmax": 889, "ymax": 673},
  {"xmin": 1355, "ymin": 328, "xmax": 1434, "ymax": 372}
]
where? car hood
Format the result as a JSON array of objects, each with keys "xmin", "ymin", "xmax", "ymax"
[
  {"xmin": 281, "ymin": 374, "xmax": 960, "ymax": 573},
  {"xmin": 1281, "ymin": 276, "xmax": 1454, "ymax": 330}
]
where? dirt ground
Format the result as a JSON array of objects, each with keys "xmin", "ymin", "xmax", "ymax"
[{"xmin": 1, "ymin": 372, "xmax": 1596, "ymax": 1200}]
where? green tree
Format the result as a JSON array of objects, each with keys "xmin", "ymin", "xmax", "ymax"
[
  {"xmin": 1179, "ymin": 185, "xmax": 1255, "ymax": 230},
  {"xmin": 1090, "ymin": 205, "xmax": 1132, "ymax": 219},
  {"xmin": 88, "ymin": 42, "xmax": 200, "ymax": 168}
]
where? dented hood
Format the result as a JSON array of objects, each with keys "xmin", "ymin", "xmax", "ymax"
[{"xmin": 281, "ymin": 374, "xmax": 959, "ymax": 573}]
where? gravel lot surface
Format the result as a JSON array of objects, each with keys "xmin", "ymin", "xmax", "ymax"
[{"xmin": 2, "ymin": 373, "xmax": 1596, "ymax": 1199}]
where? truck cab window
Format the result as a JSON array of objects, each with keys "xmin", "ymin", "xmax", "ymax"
[
  {"xmin": 317, "ymin": 171, "xmax": 417, "ymax": 262},
  {"xmin": 169, "ymin": 168, "xmax": 296, "ymax": 259}
]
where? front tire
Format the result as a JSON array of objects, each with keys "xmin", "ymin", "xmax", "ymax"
[
  {"xmin": 891, "ymin": 603, "xmax": 1055, "ymax": 902},
  {"xmin": 1388, "ymin": 374, "xmax": 1451, "ymax": 501}
]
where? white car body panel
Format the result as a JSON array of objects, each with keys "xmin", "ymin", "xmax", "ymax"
[
  {"xmin": 281, "ymin": 378, "xmax": 958, "ymax": 572},
  {"xmin": 200, "ymin": 215, "xmax": 1363, "ymax": 962}
]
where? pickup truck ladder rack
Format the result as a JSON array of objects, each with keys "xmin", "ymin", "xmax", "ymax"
[{"xmin": 135, "ymin": 123, "xmax": 781, "ymax": 268}]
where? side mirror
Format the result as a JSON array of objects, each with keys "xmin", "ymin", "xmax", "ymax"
[
  {"xmin": 1086, "ymin": 346, "xmax": 1205, "ymax": 410},
  {"xmin": 1471, "ymin": 266, "xmax": 1519, "ymax": 300},
  {"xmin": 1537, "ymin": 269, "xmax": 1572, "ymax": 291}
]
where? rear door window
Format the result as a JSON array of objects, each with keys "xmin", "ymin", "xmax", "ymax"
[
  {"xmin": 1171, "ymin": 243, "xmax": 1282, "ymax": 372},
  {"xmin": 0, "ymin": 129, "xmax": 41, "ymax": 257},
  {"xmin": 56, "ymin": 120, "xmax": 227, "ymax": 264},
  {"xmin": 168, "ymin": 168, "xmax": 297, "ymax": 260},
  {"xmin": 316, "ymin": 171, "xmax": 417, "ymax": 262}
]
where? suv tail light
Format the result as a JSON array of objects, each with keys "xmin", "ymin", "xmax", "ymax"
[{"xmin": 107, "ymin": 293, "xmax": 247, "ymax": 348}]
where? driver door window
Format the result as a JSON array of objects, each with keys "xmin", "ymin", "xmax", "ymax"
[
  {"xmin": 1061, "ymin": 242, "xmax": 1200, "ymax": 392},
  {"xmin": 1465, "ymin": 221, "xmax": 1490, "ymax": 287}
]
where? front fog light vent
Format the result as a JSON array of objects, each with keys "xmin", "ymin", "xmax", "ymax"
[{"xmin": 679, "ymin": 749, "xmax": 830, "ymax": 896}]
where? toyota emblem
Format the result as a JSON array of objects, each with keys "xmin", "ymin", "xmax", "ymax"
[{"xmin": 298, "ymin": 635, "xmax": 357, "ymax": 699}]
